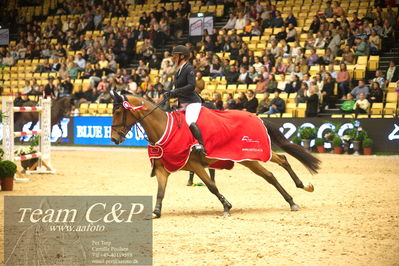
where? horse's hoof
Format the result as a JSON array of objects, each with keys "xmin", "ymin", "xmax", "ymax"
[
  {"xmin": 144, "ymin": 212, "xmax": 160, "ymax": 220},
  {"xmin": 303, "ymin": 183, "xmax": 314, "ymax": 192},
  {"xmin": 222, "ymin": 211, "xmax": 231, "ymax": 217},
  {"xmin": 186, "ymin": 182, "xmax": 193, "ymax": 186},
  {"xmin": 290, "ymin": 204, "xmax": 300, "ymax": 211}
]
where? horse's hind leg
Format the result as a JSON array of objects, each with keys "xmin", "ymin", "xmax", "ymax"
[
  {"xmin": 188, "ymin": 162, "xmax": 231, "ymax": 216},
  {"xmin": 271, "ymin": 152, "xmax": 314, "ymax": 192},
  {"xmin": 209, "ymin": 168, "xmax": 215, "ymax": 183},
  {"xmin": 57, "ymin": 123, "xmax": 63, "ymax": 143},
  {"xmin": 240, "ymin": 161, "xmax": 300, "ymax": 211},
  {"xmin": 187, "ymin": 168, "xmax": 215, "ymax": 186},
  {"xmin": 187, "ymin": 172, "xmax": 194, "ymax": 186}
]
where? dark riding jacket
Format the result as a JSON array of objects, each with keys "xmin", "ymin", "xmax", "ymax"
[{"xmin": 172, "ymin": 62, "xmax": 202, "ymax": 104}]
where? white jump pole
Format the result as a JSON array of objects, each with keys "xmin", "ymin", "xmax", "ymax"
[{"xmin": 2, "ymin": 96, "xmax": 56, "ymax": 176}]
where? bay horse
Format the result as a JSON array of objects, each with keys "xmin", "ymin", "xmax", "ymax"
[
  {"xmin": 109, "ymin": 91, "xmax": 320, "ymax": 219},
  {"xmin": 14, "ymin": 96, "xmax": 74, "ymax": 141}
]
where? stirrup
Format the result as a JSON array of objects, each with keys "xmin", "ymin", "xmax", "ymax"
[{"xmin": 192, "ymin": 144, "xmax": 207, "ymax": 155}]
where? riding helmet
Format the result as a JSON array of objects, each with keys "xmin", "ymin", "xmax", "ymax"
[{"xmin": 172, "ymin": 45, "xmax": 189, "ymax": 57}]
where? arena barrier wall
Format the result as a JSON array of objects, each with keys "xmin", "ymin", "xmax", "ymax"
[
  {"xmin": 1, "ymin": 117, "xmax": 398, "ymax": 152},
  {"xmin": 262, "ymin": 118, "xmax": 399, "ymax": 153}
]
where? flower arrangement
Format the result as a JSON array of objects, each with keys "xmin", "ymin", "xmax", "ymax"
[
  {"xmin": 15, "ymin": 136, "xmax": 39, "ymax": 170},
  {"xmin": 342, "ymin": 134, "xmax": 352, "ymax": 143},
  {"xmin": 347, "ymin": 121, "xmax": 368, "ymax": 142},
  {"xmin": 323, "ymin": 122, "xmax": 341, "ymax": 142},
  {"xmin": 15, "ymin": 136, "xmax": 38, "ymax": 156}
]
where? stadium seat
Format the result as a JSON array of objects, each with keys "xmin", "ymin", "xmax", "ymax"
[
  {"xmin": 370, "ymin": 103, "xmax": 383, "ymax": 115},
  {"xmin": 79, "ymin": 103, "xmax": 89, "ymax": 114},
  {"xmin": 206, "ymin": 84, "xmax": 217, "ymax": 92},
  {"xmin": 269, "ymin": 113, "xmax": 281, "ymax": 118},
  {"xmin": 354, "ymin": 65, "xmax": 366, "ymax": 80},
  {"xmin": 248, "ymin": 84, "xmax": 257, "ymax": 91},
  {"xmin": 287, "ymin": 93, "xmax": 296, "ymax": 103},
  {"xmin": 357, "ymin": 56, "xmax": 368, "ymax": 65},
  {"xmin": 279, "ymin": 92, "xmax": 288, "ymax": 101},
  {"xmin": 386, "ymin": 92, "xmax": 398, "ymax": 103},
  {"xmin": 216, "ymin": 84, "xmax": 226, "ymax": 93},
  {"xmin": 296, "ymin": 103, "xmax": 306, "ymax": 117},
  {"xmin": 309, "ymin": 65, "xmax": 320, "ymax": 76},
  {"xmin": 386, "ymin": 82, "xmax": 396, "ymax": 92},
  {"xmin": 88, "ymin": 103, "xmax": 99, "ymax": 115},
  {"xmin": 281, "ymin": 113, "xmax": 293, "ymax": 118},
  {"xmin": 106, "ymin": 104, "xmax": 113, "ymax": 114},
  {"xmin": 248, "ymin": 43, "xmax": 257, "ymax": 50},
  {"xmin": 263, "ymin": 28, "xmax": 273, "ymax": 36},
  {"xmin": 97, "ymin": 103, "xmax": 108, "ymax": 115},
  {"xmin": 236, "ymin": 84, "xmax": 247, "ymax": 92},
  {"xmin": 285, "ymin": 103, "xmax": 297, "ymax": 117},
  {"xmin": 367, "ymin": 56, "xmax": 379, "ymax": 71},
  {"xmin": 384, "ymin": 102, "xmax": 397, "ymax": 115},
  {"xmin": 227, "ymin": 84, "xmax": 238, "ymax": 93}
]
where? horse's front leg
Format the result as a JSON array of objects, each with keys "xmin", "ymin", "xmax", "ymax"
[
  {"xmin": 149, "ymin": 160, "xmax": 170, "ymax": 219},
  {"xmin": 57, "ymin": 123, "xmax": 63, "ymax": 143},
  {"xmin": 29, "ymin": 120, "xmax": 38, "ymax": 131}
]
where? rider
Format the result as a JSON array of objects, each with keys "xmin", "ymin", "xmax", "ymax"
[{"xmin": 163, "ymin": 45, "xmax": 207, "ymax": 154}]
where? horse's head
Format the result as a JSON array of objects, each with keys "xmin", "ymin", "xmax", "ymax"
[{"xmin": 109, "ymin": 90, "xmax": 146, "ymax": 145}]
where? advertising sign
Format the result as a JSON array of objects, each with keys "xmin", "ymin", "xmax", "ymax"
[
  {"xmin": 189, "ymin": 15, "xmax": 213, "ymax": 36},
  {"xmin": 0, "ymin": 29, "xmax": 9, "ymax": 45},
  {"xmin": 73, "ymin": 116, "xmax": 148, "ymax": 146},
  {"xmin": 264, "ymin": 118, "xmax": 399, "ymax": 152},
  {"xmin": 0, "ymin": 118, "xmax": 72, "ymax": 143}
]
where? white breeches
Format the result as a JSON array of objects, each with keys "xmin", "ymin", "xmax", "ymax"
[{"xmin": 183, "ymin": 102, "xmax": 202, "ymax": 125}]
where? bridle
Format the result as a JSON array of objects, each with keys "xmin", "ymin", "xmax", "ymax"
[{"xmin": 111, "ymin": 97, "xmax": 168, "ymax": 145}]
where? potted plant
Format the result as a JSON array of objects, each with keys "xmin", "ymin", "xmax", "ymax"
[
  {"xmin": 332, "ymin": 136, "xmax": 343, "ymax": 154},
  {"xmin": 323, "ymin": 122, "xmax": 341, "ymax": 152},
  {"xmin": 347, "ymin": 121, "xmax": 368, "ymax": 155},
  {"xmin": 291, "ymin": 136, "xmax": 302, "ymax": 145},
  {"xmin": 362, "ymin": 138, "xmax": 373, "ymax": 155},
  {"xmin": 315, "ymin": 138, "xmax": 325, "ymax": 153},
  {"xmin": 15, "ymin": 136, "xmax": 39, "ymax": 170},
  {"xmin": 298, "ymin": 127, "xmax": 317, "ymax": 152},
  {"xmin": 0, "ymin": 160, "xmax": 17, "ymax": 191}
]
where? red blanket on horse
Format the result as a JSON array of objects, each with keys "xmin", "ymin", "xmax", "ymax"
[{"xmin": 148, "ymin": 108, "xmax": 271, "ymax": 172}]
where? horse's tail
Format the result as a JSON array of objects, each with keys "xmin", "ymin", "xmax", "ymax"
[{"xmin": 263, "ymin": 119, "xmax": 321, "ymax": 175}]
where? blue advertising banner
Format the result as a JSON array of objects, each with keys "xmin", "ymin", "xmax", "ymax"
[{"xmin": 73, "ymin": 116, "xmax": 148, "ymax": 146}]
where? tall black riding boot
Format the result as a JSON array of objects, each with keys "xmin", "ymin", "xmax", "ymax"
[{"xmin": 189, "ymin": 123, "xmax": 207, "ymax": 155}]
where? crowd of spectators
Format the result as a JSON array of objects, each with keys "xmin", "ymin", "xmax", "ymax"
[{"xmin": 0, "ymin": 0, "xmax": 398, "ymax": 116}]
